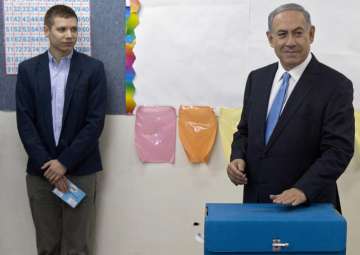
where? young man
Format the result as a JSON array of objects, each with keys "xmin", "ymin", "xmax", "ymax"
[
  {"xmin": 227, "ymin": 3, "xmax": 354, "ymax": 212},
  {"xmin": 16, "ymin": 5, "xmax": 107, "ymax": 254}
]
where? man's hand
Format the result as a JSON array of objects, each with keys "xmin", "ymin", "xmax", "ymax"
[
  {"xmin": 270, "ymin": 188, "xmax": 307, "ymax": 206},
  {"xmin": 227, "ymin": 159, "xmax": 247, "ymax": 185},
  {"xmin": 54, "ymin": 176, "xmax": 68, "ymax": 193},
  {"xmin": 42, "ymin": 159, "xmax": 67, "ymax": 185}
]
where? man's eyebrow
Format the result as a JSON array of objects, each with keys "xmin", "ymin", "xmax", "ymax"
[
  {"xmin": 293, "ymin": 27, "xmax": 305, "ymax": 31},
  {"xmin": 276, "ymin": 26, "xmax": 305, "ymax": 33}
]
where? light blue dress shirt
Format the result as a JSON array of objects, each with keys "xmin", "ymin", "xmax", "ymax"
[{"xmin": 48, "ymin": 51, "xmax": 72, "ymax": 145}]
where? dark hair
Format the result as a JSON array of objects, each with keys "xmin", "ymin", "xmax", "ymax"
[
  {"xmin": 268, "ymin": 3, "xmax": 311, "ymax": 32},
  {"xmin": 44, "ymin": 5, "xmax": 78, "ymax": 28}
]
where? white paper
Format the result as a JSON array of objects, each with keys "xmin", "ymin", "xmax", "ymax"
[
  {"xmin": 134, "ymin": 0, "xmax": 251, "ymax": 109},
  {"xmin": 134, "ymin": 0, "xmax": 360, "ymax": 109}
]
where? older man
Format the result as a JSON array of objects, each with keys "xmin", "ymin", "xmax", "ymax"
[{"xmin": 227, "ymin": 3, "xmax": 354, "ymax": 212}]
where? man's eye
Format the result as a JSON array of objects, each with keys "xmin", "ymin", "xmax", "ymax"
[{"xmin": 71, "ymin": 28, "xmax": 78, "ymax": 32}]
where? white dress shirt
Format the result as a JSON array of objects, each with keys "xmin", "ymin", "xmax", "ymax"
[
  {"xmin": 267, "ymin": 53, "xmax": 312, "ymax": 116},
  {"xmin": 48, "ymin": 51, "xmax": 73, "ymax": 145}
]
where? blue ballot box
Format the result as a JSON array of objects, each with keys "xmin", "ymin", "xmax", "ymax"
[{"xmin": 204, "ymin": 203, "xmax": 346, "ymax": 255}]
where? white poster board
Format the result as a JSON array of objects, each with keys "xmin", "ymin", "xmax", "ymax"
[{"xmin": 134, "ymin": 0, "xmax": 360, "ymax": 110}]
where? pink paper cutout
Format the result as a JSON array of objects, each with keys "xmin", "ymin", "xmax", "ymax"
[{"xmin": 135, "ymin": 106, "xmax": 177, "ymax": 163}]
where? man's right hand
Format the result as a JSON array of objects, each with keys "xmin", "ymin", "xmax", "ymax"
[{"xmin": 227, "ymin": 159, "xmax": 247, "ymax": 185}]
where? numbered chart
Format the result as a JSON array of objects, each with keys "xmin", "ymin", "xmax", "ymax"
[{"xmin": 3, "ymin": 0, "xmax": 91, "ymax": 74}]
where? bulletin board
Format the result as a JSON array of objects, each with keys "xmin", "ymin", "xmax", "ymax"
[{"xmin": 0, "ymin": 0, "xmax": 126, "ymax": 114}]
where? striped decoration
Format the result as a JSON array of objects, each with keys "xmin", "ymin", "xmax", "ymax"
[{"xmin": 125, "ymin": 0, "xmax": 140, "ymax": 113}]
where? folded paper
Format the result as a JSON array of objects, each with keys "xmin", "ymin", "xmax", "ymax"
[
  {"xmin": 135, "ymin": 106, "xmax": 176, "ymax": 163},
  {"xmin": 179, "ymin": 106, "xmax": 217, "ymax": 163},
  {"xmin": 219, "ymin": 108, "xmax": 242, "ymax": 162},
  {"xmin": 355, "ymin": 111, "xmax": 360, "ymax": 151}
]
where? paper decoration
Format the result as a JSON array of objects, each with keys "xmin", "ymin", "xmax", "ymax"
[
  {"xmin": 355, "ymin": 111, "xmax": 360, "ymax": 151},
  {"xmin": 219, "ymin": 108, "xmax": 242, "ymax": 162},
  {"xmin": 125, "ymin": 0, "xmax": 141, "ymax": 113},
  {"xmin": 178, "ymin": 106, "xmax": 217, "ymax": 163},
  {"xmin": 135, "ymin": 106, "xmax": 176, "ymax": 163}
]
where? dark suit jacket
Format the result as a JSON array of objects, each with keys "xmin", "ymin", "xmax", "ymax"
[
  {"xmin": 231, "ymin": 55, "xmax": 354, "ymax": 211},
  {"xmin": 16, "ymin": 50, "xmax": 107, "ymax": 176}
]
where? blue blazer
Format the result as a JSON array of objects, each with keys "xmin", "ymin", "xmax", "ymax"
[
  {"xmin": 231, "ymin": 55, "xmax": 354, "ymax": 211},
  {"xmin": 16, "ymin": 50, "xmax": 107, "ymax": 176}
]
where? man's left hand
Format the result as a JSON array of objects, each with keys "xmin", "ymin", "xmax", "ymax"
[
  {"xmin": 42, "ymin": 159, "xmax": 67, "ymax": 185},
  {"xmin": 54, "ymin": 176, "xmax": 69, "ymax": 193},
  {"xmin": 270, "ymin": 188, "xmax": 307, "ymax": 206}
]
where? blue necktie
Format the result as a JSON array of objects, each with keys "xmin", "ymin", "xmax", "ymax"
[{"xmin": 265, "ymin": 72, "xmax": 290, "ymax": 144}]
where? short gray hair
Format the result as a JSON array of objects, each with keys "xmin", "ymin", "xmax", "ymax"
[{"xmin": 268, "ymin": 3, "xmax": 311, "ymax": 32}]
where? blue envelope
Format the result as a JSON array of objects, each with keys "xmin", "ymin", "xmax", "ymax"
[{"xmin": 205, "ymin": 203, "xmax": 346, "ymax": 255}]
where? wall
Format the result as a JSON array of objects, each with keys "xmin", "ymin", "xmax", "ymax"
[{"xmin": 0, "ymin": 112, "xmax": 359, "ymax": 254}]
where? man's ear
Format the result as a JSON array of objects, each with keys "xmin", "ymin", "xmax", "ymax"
[
  {"xmin": 266, "ymin": 31, "xmax": 274, "ymax": 48},
  {"xmin": 309, "ymin": 25, "xmax": 315, "ymax": 44},
  {"xmin": 44, "ymin": 25, "xmax": 49, "ymax": 37}
]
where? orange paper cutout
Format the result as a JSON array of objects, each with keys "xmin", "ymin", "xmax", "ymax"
[{"xmin": 178, "ymin": 106, "xmax": 217, "ymax": 163}]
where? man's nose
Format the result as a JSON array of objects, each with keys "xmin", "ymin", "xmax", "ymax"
[
  {"xmin": 285, "ymin": 35, "xmax": 296, "ymax": 47},
  {"xmin": 65, "ymin": 29, "xmax": 73, "ymax": 38}
]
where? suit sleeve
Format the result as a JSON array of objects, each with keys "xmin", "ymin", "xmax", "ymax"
[
  {"xmin": 16, "ymin": 63, "xmax": 51, "ymax": 172},
  {"xmin": 57, "ymin": 62, "xmax": 107, "ymax": 172},
  {"xmin": 294, "ymin": 79, "xmax": 355, "ymax": 202},
  {"xmin": 230, "ymin": 72, "xmax": 253, "ymax": 162}
]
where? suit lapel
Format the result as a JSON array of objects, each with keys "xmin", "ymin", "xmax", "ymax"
[
  {"xmin": 62, "ymin": 51, "xmax": 81, "ymax": 125},
  {"xmin": 265, "ymin": 56, "xmax": 321, "ymax": 152},
  {"xmin": 37, "ymin": 52, "xmax": 56, "ymax": 147}
]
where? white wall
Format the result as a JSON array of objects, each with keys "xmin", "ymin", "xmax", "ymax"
[{"xmin": 0, "ymin": 112, "xmax": 359, "ymax": 254}]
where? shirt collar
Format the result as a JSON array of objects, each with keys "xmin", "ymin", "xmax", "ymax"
[
  {"xmin": 277, "ymin": 53, "xmax": 312, "ymax": 82},
  {"xmin": 48, "ymin": 50, "xmax": 73, "ymax": 64}
]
